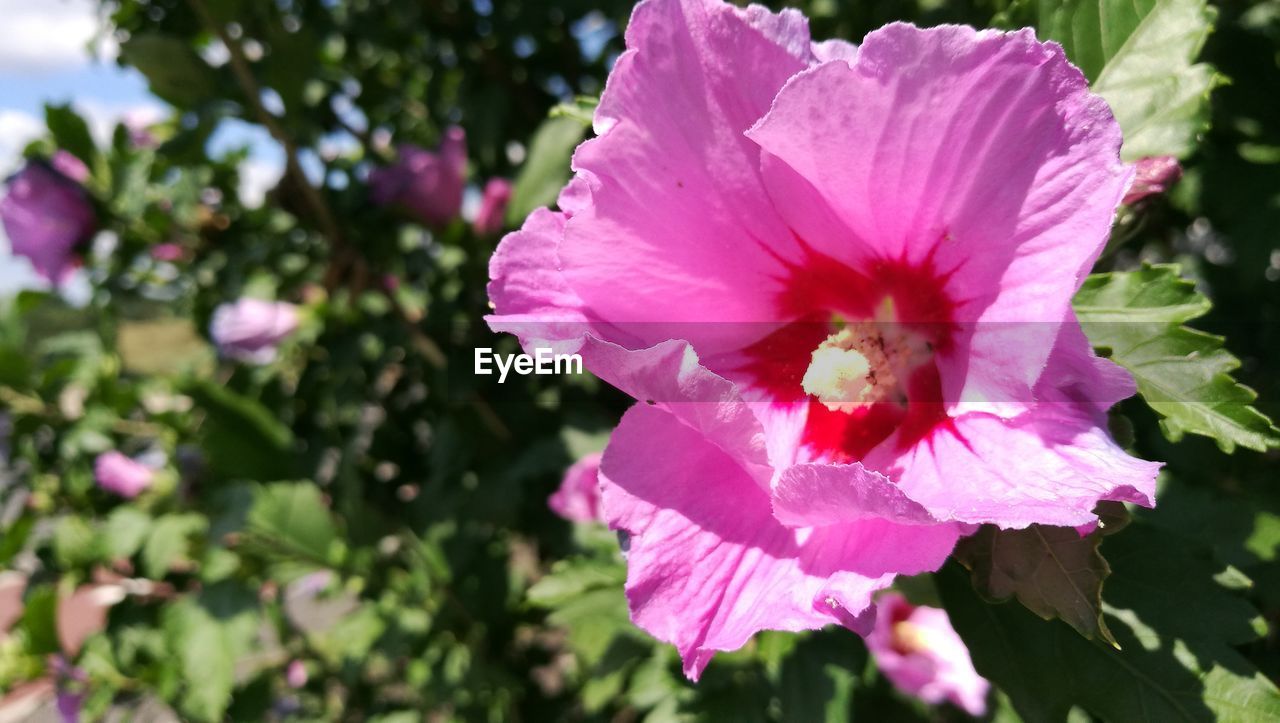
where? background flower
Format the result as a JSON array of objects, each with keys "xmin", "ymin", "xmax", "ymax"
[{"xmin": 0, "ymin": 155, "xmax": 96, "ymax": 283}]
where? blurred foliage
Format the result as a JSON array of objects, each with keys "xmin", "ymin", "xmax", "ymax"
[{"xmin": 1, "ymin": 0, "xmax": 1279, "ymax": 721}]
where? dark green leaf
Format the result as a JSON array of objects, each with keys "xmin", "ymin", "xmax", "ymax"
[
  {"xmin": 505, "ymin": 114, "xmax": 590, "ymax": 225},
  {"xmin": 121, "ymin": 34, "xmax": 217, "ymax": 109},
  {"xmin": 44, "ymin": 104, "xmax": 97, "ymax": 168},
  {"xmin": 1074, "ymin": 264, "xmax": 1279, "ymax": 452},
  {"xmin": 186, "ymin": 379, "xmax": 297, "ymax": 480},
  {"xmin": 1033, "ymin": 0, "xmax": 1219, "ymax": 160},
  {"xmin": 954, "ymin": 503, "xmax": 1128, "ymax": 645},
  {"xmin": 939, "ymin": 522, "xmax": 1280, "ymax": 722}
]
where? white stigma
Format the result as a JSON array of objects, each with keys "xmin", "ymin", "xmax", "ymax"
[{"xmin": 801, "ymin": 319, "xmax": 919, "ymax": 413}]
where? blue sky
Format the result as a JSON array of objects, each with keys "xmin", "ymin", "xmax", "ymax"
[{"xmin": 0, "ymin": 0, "xmax": 280, "ymax": 299}]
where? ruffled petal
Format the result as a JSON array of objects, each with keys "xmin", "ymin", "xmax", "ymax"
[
  {"xmin": 602, "ymin": 404, "xmax": 960, "ymax": 679},
  {"xmin": 771, "ymin": 462, "xmax": 938, "ymax": 527},
  {"xmin": 748, "ymin": 23, "xmax": 1131, "ymax": 412},
  {"xmin": 559, "ymin": 0, "xmax": 822, "ymax": 354},
  {"xmin": 867, "ymin": 407, "xmax": 1159, "ymax": 528}
]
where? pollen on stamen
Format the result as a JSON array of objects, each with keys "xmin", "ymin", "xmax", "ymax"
[{"xmin": 801, "ymin": 321, "xmax": 918, "ymax": 413}]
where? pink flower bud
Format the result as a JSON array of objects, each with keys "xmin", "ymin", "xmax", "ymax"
[
  {"xmin": 866, "ymin": 594, "xmax": 990, "ymax": 715},
  {"xmin": 286, "ymin": 659, "xmax": 308, "ymax": 688},
  {"xmin": 94, "ymin": 451, "xmax": 155, "ymax": 499},
  {"xmin": 548, "ymin": 452, "xmax": 603, "ymax": 523},
  {"xmin": 210, "ymin": 298, "xmax": 300, "ymax": 364},
  {"xmin": 369, "ymin": 126, "xmax": 467, "ymax": 227},
  {"xmin": 472, "ymin": 178, "xmax": 513, "ymax": 235},
  {"xmin": 149, "ymin": 243, "xmax": 185, "ymax": 262},
  {"xmin": 0, "ymin": 157, "xmax": 96, "ymax": 283},
  {"xmin": 1123, "ymin": 156, "xmax": 1181, "ymax": 205}
]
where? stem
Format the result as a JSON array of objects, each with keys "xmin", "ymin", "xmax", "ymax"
[{"xmin": 184, "ymin": 0, "xmax": 508, "ymax": 441}]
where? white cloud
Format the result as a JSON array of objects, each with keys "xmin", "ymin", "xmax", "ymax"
[
  {"xmin": 0, "ymin": 110, "xmax": 42, "ymax": 175},
  {"xmin": 0, "ymin": 0, "xmax": 116, "ymax": 73},
  {"xmin": 239, "ymin": 158, "xmax": 285, "ymax": 208}
]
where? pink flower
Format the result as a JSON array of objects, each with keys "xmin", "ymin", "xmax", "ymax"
[
  {"xmin": 488, "ymin": 0, "xmax": 1159, "ymax": 679},
  {"xmin": 0, "ymin": 156, "xmax": 96, "ymax": 283},
  {"xmin": 150, "ymin": 243, "xmax": 185, "ymax": 262},
  {"xmin": 473, "ymin": 178, "xmax": 513, "ymax": 235},
  {"xmin": 50, "ymin": 151, "xmax": 90, "ymax": 185},
  {"xmin": 866, "ymin": 594, "xmax": 989, "ymax": 715},
  {"xmin": 1122, "ymin": 156, "xmax": 1181, "ymax": 205},
  {"xmin": 94, "ymin": 451, "xmax": 155, "ymax": 499},
  {"xmin": 210, "ymin": 298, "xmax": 300, "ymax": 364},
  {"xmin": 369, "ymin": 127, "xmax": 467, "ymax": 227},
  {"xmin": 549, "ymin": 452, "xmax": 603, "ymax": 523},
  {"xmin": 285, "ymin": 660, "xmax": 308, "ymax": 689}
]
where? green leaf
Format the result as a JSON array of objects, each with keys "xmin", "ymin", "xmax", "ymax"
[
  {"xmin": 526, "ymin": 557, "xmax": 626, "ymax": 608},
  {"xmin": 939, "ymin": 522, "xmax": 1280, "ymax": 722},
  {"xmin": 142, "ymin": 514, "xmax": 208, "ymax": 579},
  {"xmin": 954, "ymin": 503, "xmax": 1128, "ymax": 646},
  {"xmin": 242, "ymin": 481, "xmax": 341, "ymax": 578},
  {"xmin": 44, "ymin": 104, "xmax": 97, "ymax": 168},
  {"xmin": 121, "ymin": 34, "xmax": 217, "ymax": 109},
  {"xmin": 162, "ymin": 585, "xmax": 260, "ymax": 722},
  {"xmin": 103, "ymin": 507, "xmax": 153, "ymax": 560},
  {"xmin": 505, "ymin": 114, "xmax": 590, "ymax": 225},
  {"xmin": 53, "ymin": 516, "xmax": 104, "ymax": 569},
  {"xmin": 1074, "ymin": 264, "xmax": 1279, "ymax": 452},
  {"xmin": 1033, "ymin": 0, "xmax": 1219, "ymax": 160},
  {"xmin": 779, "ymin": 633, "xmax": 864, "ymax": 723},
  {"xmin": 186, "ymin": 379, "xmax": 297, "ymax": 480}
]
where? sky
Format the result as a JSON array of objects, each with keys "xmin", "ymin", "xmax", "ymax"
[{"xmin": 0, "ymin": 0, "xmax": 281, "ymax": 299}]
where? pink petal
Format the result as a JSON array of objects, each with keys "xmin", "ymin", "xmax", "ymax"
[
  {"xmin": 772, "ymin": 462, "xmax": 940, "ymax": 528},
  {"xmin": 866, "ymin": 593, "xmax": 990, "ymax": 715},
  {"xmin": 748, "ymin": 24, "xmax": 1131, "ymax": 414},
  {"xmin": 209, "ymin": 298, "xmax": 300, "ymax": 364},
  {"xmin": 0, "ymin": 162, "xmax": 96, "ymax": 284},
  {"xmin": 602, "ymin": 403, "xmax": 960, "ymax": 679},
  {"xmin": 867, "ymin": 407, "xmax": 1159, "ymax": 528},
  {"xmin": 93, "ymin": 451, "xmax": 155, "ymax": 499},
  {"xmin": 558, "ymin": 0, "xmax": 823, "ymax": 355},
  {"xmin": 548, "ymin": 452, "xmax": 604, "ymax": 523}
]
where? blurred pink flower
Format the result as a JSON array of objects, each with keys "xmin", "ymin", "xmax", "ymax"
[
  {"xmin": 369, "ymin": 126, "xmax": 467, "ymax": 227},
  {"xmin": 94, "ymin": 452, "xmax": 155, "ymax": 499},
  {"xmin": 150, "ymin": 243, "xmax": 185, "ymax": 262},
  {"xmin": 0, "ymin": 573, "xmax": 26, "ymax": 636},
  {"xmin": 50, "ymin": 151, "xmax": 90, "ymax": 185},
  {"xmin": 866, "ymin": 594, "xmax": 989, "ymax": 716},
  {"xmin": 286, "ymin": 660, "xmax": 308, "ymax": 689},
  {"xmin": 1122, "ymin": 156, "xmax": 1182, "ymax": 205},
  {"xmin": 488, "ymin": 0, "xmax": 1159, "ymax": 679},
  {"xmin": 210, "ymin": 298, "xmax": 300, "ymax": 364},
  {"xmin": 123, "ymin": 109, "xmax": 162, "ymax": 150},
  {"xmin": 0, "ymin": 156, "xmax": 96, "ymax": 284},
  {"xmin": 473, "ymin": 178, "xmax": 513, "ymax": 235},
  {"xmin": 548, "ymin": 452, "xmax": 603, "ymax": 523}
]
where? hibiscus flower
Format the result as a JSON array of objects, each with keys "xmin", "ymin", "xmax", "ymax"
[{"xmin": 489, "ymin": 0, "xmax": 1159, "ymax": 678}]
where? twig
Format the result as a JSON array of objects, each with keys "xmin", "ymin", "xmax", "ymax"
[{"xmin": 185, "ymin": 0, "xmax": 509, "ymax": 441}]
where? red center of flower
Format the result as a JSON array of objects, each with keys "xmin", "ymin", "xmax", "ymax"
[{"xmin": 736, "ymin": 247, "xmax": 957, "ymax": 462}]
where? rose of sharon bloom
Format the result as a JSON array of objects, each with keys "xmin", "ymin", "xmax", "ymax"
[
  {"xmin": 0, "ymin": 154, "xmax": 97, "ymax": 283},
  {"xmin": 1122, "ymin": 156, "xmax": 1182, "ymax": 205},
  {"xmin": 473, "ymin": 178, "xmax": 513, "ymax": 236},
  {"xmin": 369, "ymin": 126, "xmax": 467, "ymax": 227},
  {"xmin": 210, "ymin": 298, "xmax": 300, "ymax": 364},
  {"xmin": 488, "ymin": 0, "xmax": 1160, "ymax": 679},
  {"xmin": 150, "ymin": 242, "xmax": 185, "ymax": 262},
  {"xmin": 549, "ymin": 452, "xmax": 603, "ymax": 523},
  {"xmin": 867, "ymin": 594, "xmax": 989, "ymax": 716},
  {"xmin": 94, "ymin": 451, "xmax": 155, "ymax": 499}
]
